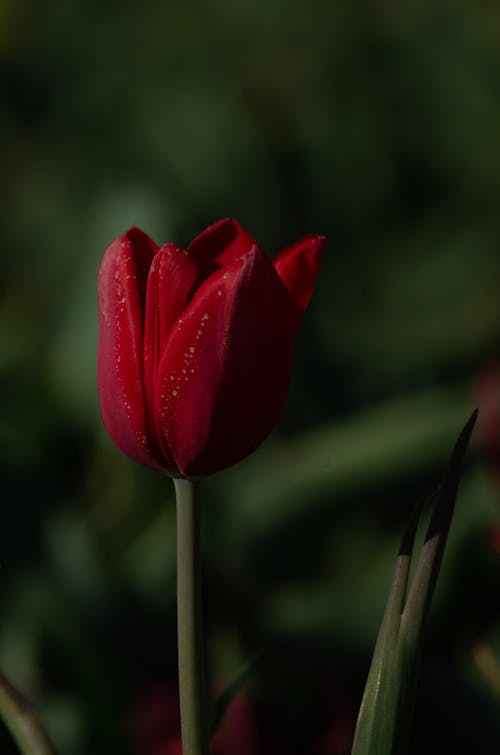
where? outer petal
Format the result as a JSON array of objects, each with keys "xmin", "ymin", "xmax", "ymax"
[
  {"xmin": 273, "ymin": 234, "xmax": 326, "ymax": 315},
  {"xmin": 97, "ymin": 228, "xmax": 163, "ymax": 471},
  {"xmin": 143, "ymin": 243, "xmax": 199, "ymax": 473},
  {"xmin": 156, "ymin": 246, "xmax": 298, "ymax": 477},
  {"xmin": 188, "ymin": 218, "xmax": 257, "ymax": 277}
]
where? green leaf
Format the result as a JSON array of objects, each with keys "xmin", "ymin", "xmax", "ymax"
[
  {"xmin": 350, "ymin": 506, "xmax": 421, "ymax": 755},
  {"xmin": 0, "ymin": 671, "xmax": 58, "ymax": 755},
  {"xmin": 351, "ymin": 411, "xmax": 477, "ymax": 755}
]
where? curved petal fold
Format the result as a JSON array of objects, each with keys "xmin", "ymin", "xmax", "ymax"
[{"xmin": 188, "ymin": 218, "xmax": 258, "ymax": 276}]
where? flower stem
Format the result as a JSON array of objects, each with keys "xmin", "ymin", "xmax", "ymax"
[
  {"xmin": 0, "ymin": 671, "xmax": 57, "ymax": 755},
  {"xmin": 174, "ymin": 478, "xmax": 208, "ymax": 755}
]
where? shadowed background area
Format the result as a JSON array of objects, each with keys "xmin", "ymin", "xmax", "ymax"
[{"xmin": 1, "ymin": 1, "xmax": 500, "ymax": 753}]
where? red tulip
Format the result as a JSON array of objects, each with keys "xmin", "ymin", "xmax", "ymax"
[{"xmin": 98, "ymin": 218, "xmax": 324, "ymax": 477}]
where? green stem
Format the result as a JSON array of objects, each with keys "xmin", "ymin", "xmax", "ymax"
[
  {"xmin": 174, "ymin": 478, "xmax": 208, "ymax": 755},
  {"xmin": 0, "ymin": 672, "xmax": 57, "ymax": 755}
]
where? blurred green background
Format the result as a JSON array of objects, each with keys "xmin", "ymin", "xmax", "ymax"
[{"xmin": 1, "ymin": 1, "xmax": 500, "ymax": 753}]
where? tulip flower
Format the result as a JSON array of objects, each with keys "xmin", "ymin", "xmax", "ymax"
[
  {"xmin": 98, "ymin": 217, "xmax": 324, "ymax": 755},
  {"xmin": 97, "ymin": 217, "xmax": 324, "ymax": 478}
]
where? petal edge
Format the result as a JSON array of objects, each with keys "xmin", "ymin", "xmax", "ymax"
[
  {"xmin": 97, "ymin": 230, "xmax": 164, "ymax": 471},
  {"xmin": 273, "ymin": 234, "xmax": 326, "ymax": 312}
]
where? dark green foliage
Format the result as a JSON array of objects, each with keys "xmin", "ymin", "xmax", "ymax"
[{"xmin": 1, "ymin": 2, "xmax": 500, "ymax": 753}]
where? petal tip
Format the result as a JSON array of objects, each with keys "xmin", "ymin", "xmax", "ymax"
[
  {"xmin": 188, "ymin": 217, "xmax": 257, "ymax": 269},
  {"xmin": 273, "ymin": 233, "xmax": 326, "ymax": 311}
]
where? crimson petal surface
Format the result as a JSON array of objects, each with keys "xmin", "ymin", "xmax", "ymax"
[
  {"xmin": 97, "ymin": 228, "xmax": 164, "ymax": 471},
  {"xmin": 156, "ymin": 245, "xmax": 297, "ymax": 477},
  {"xmin": 143, "ymin": 243, "xmax": 199, "ymax": 473}
]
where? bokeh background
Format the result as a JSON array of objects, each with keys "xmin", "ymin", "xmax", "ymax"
[{"xmin": 2, "ymin": 1, "xmax": 500, "ymax": 753}]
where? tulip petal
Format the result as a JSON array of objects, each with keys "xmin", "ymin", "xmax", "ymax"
[
  {"xmin": 143, "ymin": 243, "xmax": 199, "ymax": 473},
  {"xmin": 273, "ymin": 234, "xmax": 326, "ymax": 313},
  {"xmin": 156, "ymin": 246, "xmax": 298, "ymax": 477},
  {"xmin": 188, "ymin": 218, "xmax": 257, "ymax": 275},
  {"xmin": 97, "ymin": 228, "xmax": 164, "ymax": 471}
]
